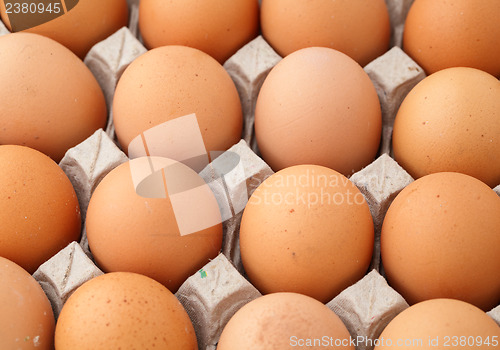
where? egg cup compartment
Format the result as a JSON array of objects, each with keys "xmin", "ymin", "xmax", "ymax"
[
  {"xmin": 2, "ymin": 0, "xmax": 499, "ymax": 349},
  {"xmin": 37, "ymin": 121, "xmax": 500, "ymax": 349},
  {"xmin": 0, "ymin": 18, "xmax": 8, "ymax": 35}
]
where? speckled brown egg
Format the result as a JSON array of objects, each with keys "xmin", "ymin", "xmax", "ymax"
[
  {"xmin": 381, "ymin": 172, "xmax": 500, "ymax": 311},
  {"xmin": 0, "ymin": 32, "xmax": 107, "ymax": 162},
  {"xmin": 86, "ymin": 158, "xmax": 222, "ymax": 292},
  {"xmin": 0, "ymin": 0, "xmax": 129, "ymax": 59},
  {"xmin": 261, "ymin": 0, "xmax": 391, "ymax": 66},
  {"xmin": 139, "ymin": 0, "xmax": 259, "ymax": 64},
  {"xmin": 217, "ymin": 293, "xmax": 354, "ymax": 350},
  {"xmin": 55, "ymin": 272, "xmax": 198, "ymax": 350},
  {"xmin": 240, "ymin": 165, "xmax": 374, "ymax": 303},
  {"xmin": 375, "ymin": 299, "xmax": 500, "ymax": 350},
  {"xmin": 404, "ymin": 0, "xmax": 500, "ymax": 77},
  {"xmin": 0, "ymin": 145, "xmax": 81, "ymax": 274},
  {"xmin": 0, "ymin": 256, "xmax": 55, "ymax": 350},
  {"xmin": 255, "ymin": 47, "xmax": 381, "ymax": 175},
  {"xmin": 113, "ymin": 45, "xmax": 243, "ymax": 157},
  {"xmin": 392, "ymin": 67, "xmax": 500, "ymax": 188}
]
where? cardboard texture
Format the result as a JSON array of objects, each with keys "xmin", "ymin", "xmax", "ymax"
[
  {"xmin": 0, "ymin": 18, "xmax": 9, "ymax": 36},
  {"xmin": 327, "ymin": 270, "xmax": 409, "ymax": 350},
  {"xmin": 84, "ymin": 27, "xmax": 147, "ymax": 141},
  {"xmin": 350, "ymin": 154, "xmax": 414, "ymax": 272},
  {"xmin": 59, "ymin": 129, "xmax": 128, "ymax": 256},
  {"xmin": 383, "ymin": 0, "xmax": 415, "ymax": 48},
  {"xmin": 487, "ymin": 305, "xmax": 500, "ymax": 326},
  {"xmin": 176, "ymin": 254, "xmax": 261, "ymax": 350},
  {"xmin": 364, "ymin": 46, "xmax": 426, "ymax": 156},
  {"xmin": 199, "ymin": 140, "xmax": 274, "ymax": 273},
  {"xmin": 224, "ymin": 36, "xmax": 282, "ymax": 152},
  {"xmin": 125, "ymin": 0, "xmax": 140, "ymax": 38},
  {"xmin": 33, "ymin": 241, "xmax": 103, "ymax": 320}
]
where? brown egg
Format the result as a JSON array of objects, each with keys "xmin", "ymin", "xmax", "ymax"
[
  {"xmin": 261, "ymin": 0, "xmax": 390, "ymax": 66},
  {"xmin": 55, "ymin": 272, "xmax": 198, "ymax": 350},
  {"xmin": 392, "ymin": 67, "xmax": 500, "ymax": 188},
  {"xmin": 0, "ymin": 0, "xmax": 129, "ymax": 59},
  {"xmin": 217, "ymin": 292, "xmax": 354, "ymax": 350},
  {"xmin": 404, "ymin": 0, "xmax": 500, "ymax": 77},
  {"xmin": 139, "ymin": 0, "xmax": 259, "ymax": 64},
  {"xmin": 375, "ymin": 299, "xmax": 500, "ymax": 350},
  {"xmin": 240, "ymin": 165, "xmax": 374, "ymax": 303},
  {"xmin": 113, "ymin": 45, "xmax": 243, "ymax": 157},
  {"xmin": 86, "ymin": 157, "xmax": 223, "ymax": 292},
  {"xmin": 0, "ymin": 257, "xmax": 55, "ymax": 350},
  {"xmin": 0, "ymin": 33, "xmax": 107, "ymax": 162},
  {"xmin": 255, "ymin": 47, "xmax": 381, "ymax": 175},
  {"xmin": 0, "ymin": 145, "xmax": 81, "ymax": 274},
  {"xmin": 381, "ymin": 172, "xmax": 500, "ymax": 311}
]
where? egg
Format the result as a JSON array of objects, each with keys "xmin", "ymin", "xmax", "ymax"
[
  {"xmin": 404, "ymin": 0, "xmax": 500, "ymax": 77},
  {"xmin": 0, "ymin": 32, "xmax": 107, "ymax": 162},
  {"xmin": 0, "ymin": 256, "xmax": 55, "ymax": 350},
  {"xmin": 381, "ymin": 172, "xmax": 500, "ymax": 311},
  {"xmin": 0, "ymin": 145, "xmax": 81, "ymax": 274},
  {"xmin": 392, "ymin": 67, "xmax": 500, "ymax": 188},
  {"xmin": 240, "ymin": 165, "xmax": 374, "ymax": 303},
  {"xmin": 55, "ymin": 272, "xmax": 198, "ymax": 350},
  {"xmin": 0, "ymin": 0, "xmax": 129, "ymax": 59},
  {"xmin": 255, "ymin": 47, "xmax": 382, "ymax": 175},
  {"xmin": 139, "ymin": 0, "xmax": 259, "ymax": 64},
  {"xmin": 217, "ymin": 292, "xmax": 354, "ymax": 350},
  {"xmin": 113, "ymin": 45, "xmax": 243, "ymax": 158},
  {"xmin": 374, "ymin": 299, "xmax": 500, "ymax": 350},
  {"xmin": 86, "ymin": 157, "xmax": 222, "ymax": 292},
  {"xmin": 261, "ymin": 0, "xmax": 391, "ymax": 66}
]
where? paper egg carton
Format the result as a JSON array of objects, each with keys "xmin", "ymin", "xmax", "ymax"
[{"xmin": 1, "ymin": 1, "xmax": 499, "ymax": 349}]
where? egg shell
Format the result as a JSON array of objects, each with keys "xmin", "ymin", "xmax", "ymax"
[
  {"xmin": 2, "ymin": 1, "xmax": 499, "ymax": 347},
  {"xmin": 0, "ymin": 0, "xmax": 129, "ymax": 59},
  {"xmin": 112, "ymin": 45, "xmax": 243, "ymax": 157},
  {"xmin": 0, "ymin": 32, "xmax": 107, "ymax": 162},
  {"xmin": 0, "ymin": 256, "xmax": 55, "ymax": 350},
  {"xmin": 374, "ymin": 299, "xmax": 500, "ymax": 350},
  {"xmin": 381, "ymin": 172, "xmax": 500, "ymax": 311},
  {"xmin": 255, "ymin": 47, "xmax": 382, "ymax": 175},
  {"xmin": 139, "ymin": 0, "xmax": 259, "ymax": 64},
  {"xmin": 55, "ymin": 272, "xmax": 198, "ymax": 350},
  {"xmin": 217, "ymin": 292, "xmax": 354, "ymax": 350},
  {"xmin": 403, "ymin": 0, "xmax": 500, "ymax": 77},
  {"xmin": 240, "ymin": 165, "xmax": 374, "ymax": 303},
  {"xmin": 86, "ymin": 158, "xmax": 223, "ymax": 293},
  {"xmin": 0, "ymin": 145, "xmax": 81, "ymax": 274},
  {"xmin": 261, "ymin": 0, "xmax": 391, "ymax": 66},
  {"xmin": 392, "ymin": 67, "xmax": 500, "ymax": 187}
]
